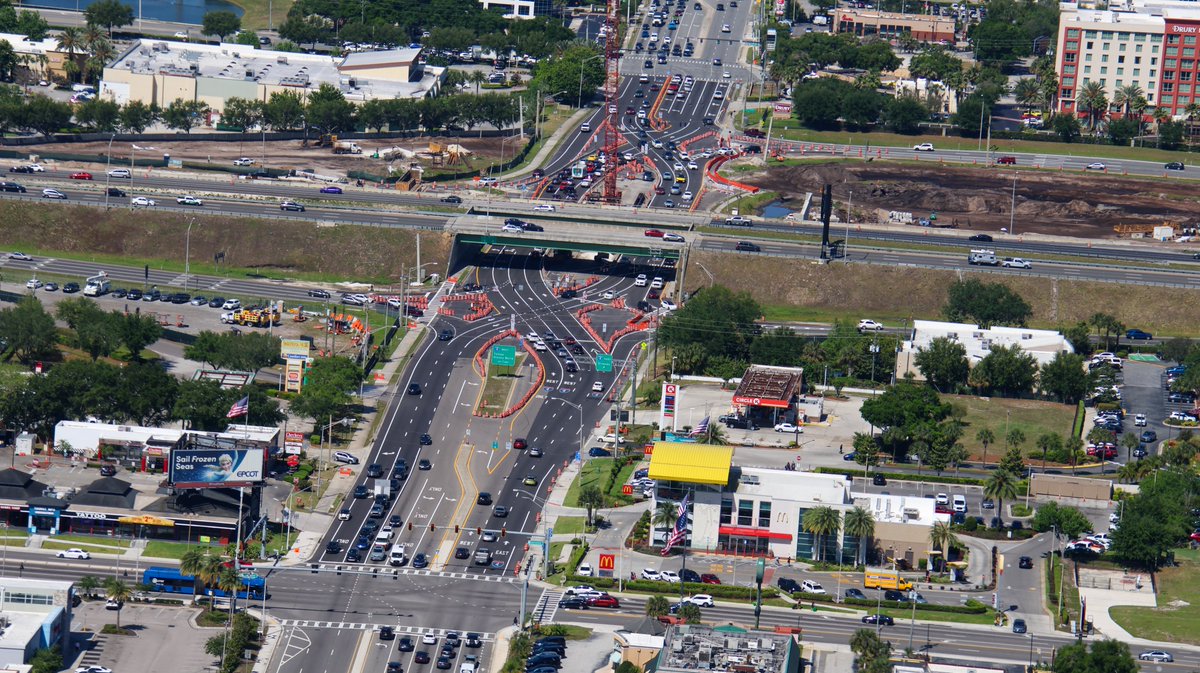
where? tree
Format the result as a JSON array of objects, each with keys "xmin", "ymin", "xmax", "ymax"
[
  {"xmin": 882, "ymin": 96, "xmax": 928, "ymax": 134},
  {"xmin": 0, "ymin": 295, "xmax": 57, "ymax": 363},
  {"xmin": 1106, "ymin": 116, "xmax": 1141, "ymax": 145},
  {"xmin": 20, "ymin": 94, "xmax": 71, "ymax": 136},
  {"xmin": 105, "ymin": 577, "xmax": 133, "ymax": 626},
  {"xmin": 913, "ymin": 337, "xmax": 969, "ymax": 392},
  {"xmin": 75, "ymin": 98, "xmax": 122, "ymax": 132},
  {"xmin": 112, "ymin": 310, "xmax": 163, "ymax": 360},
  {"xmin": 1040, "ymin": 352, "xmax": 1088, "ymax": 403},
  {"xmin": 29, "ymin": 647, "xmax": 62, "ymax": 673},
  {"xmin": 1036, "ymin": 432, "xmax": 1062, "ymax": 471},
  {"xmin": 909, "ymin": 45, "xmax": 963, "ymax": 81},
  {"xmin": 1030, "ymin": 501, "xmax": 1092, "ymax": 539},
  {"xmin": 849, "ymin": 628, "xmax": 891, "ymax": 673},
  {"xmin": 1110, "ymin": 467, "xmax": 1198, "ymax": 568},
  {"xmin": 14, "ymin": 10, "xmax": 48, "ymax": 40},
  {"xmin": 84, "ymin": 0, "xmax": 134, "ymax": 37},
  {"xmin": 860, "ymin": 382, "xmax": 950, "ymax": 455},
  {"xmin": 78, "ymin": 574, "xmax": 102, "ymax": 598},
  {"xmin": 843, "ymin": 506, "xmax": 874, "ymax": 566},
  {"xmin": 1160, "ymin": 337, "xmax": 1196, "ymax": 365},
  {"xmin": 952, "ymin": 95, "xmax": 992, "ymax": 137},
  {"xmin": 233, "ymin": 30, "xmax": 260, "ymax": 46},
  {"xmin": 162, "ymin": 98, "xmax": 210, "ymax": 133},
  {"xmin": 265, "ymin": 90, "xmax": 305, "ymax": 130},
  {"xmin": 929, "ymin": 521, "xmax": 958, "ymax": 574},
  {"xmin": 1158, "ymin": 119, "xmax": 1186, "ymax": 150},
  {"xmin": 802, "ymin": 506, "xmax": 841, "ymax": 562},
  {"xmin": 976, "ymin": 428, "xmax": 996, "ymax": 466},
  {"xmin": 1089, "ymin": 313, "xmax": 1124, "ymax": 351},
  {"xmin": 943, "ymin": 279, "xmax": 1031, "ymax": 327},
  {"xmin": 652, "ymin": 500, "xmax": 679, "ymax": 545},
  {"xmin": 531, "ymin": 44, "xmax": 604, "ymax": 107},
  {"xmin": 792, "ymin": 76, "xmax": 854, "ymax": 129},
  {"xmin": 1076, "ymin": 81, "xmax": 1108, "ymax": 129},
  {"xmin": 219, "ymin": 97, "xmax": 264, "ymax": 131},
  {"xmin": 1052, "ymin": 639, "xmax": 1138, "ymax": 673},
  {"xmin": 658, "ymin": 285, "xmax": 761, "ymax": 364},
  {"xmin": 579, "ymin": 486, "xmax": 603, "ymax": 527},
  {"xmin": 970, "ymin": 19, "xmax": 1024, "ymax": 65},
  {"xmin": 306, "ymin": 83, "xmax": 355, "ymax": 135},
  {"xmin": 202, "ymin": 10, "xmax": 241, "ymax": 41},
  {"xmin": 852, "ymin": 432, "xmax": 881, "ymax": 472},
  {"xmin": 984, "ymin": 469, "xmax": 1018, "ymax": 528},
  {"xmin": 676, "ymin": 603, "xmax": 702, "ymax": 624},
  {"xmin": 645, "ymin": 595, "xmax": 670, "ymax": 617},
  {"xmin": 998, "ymin": 445, "xmax": 1025, "ymax": 477},
  {"xmin": 972, "ymin": 344, "xmax": 1038, "ymax": 397},
  {"xmin": 120, "ymin": 100, "xmax": 159, "ymax": 133}
]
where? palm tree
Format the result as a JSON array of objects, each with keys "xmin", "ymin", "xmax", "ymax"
[
  {"xmin": 469, "ymin": 69, "xmax": 487, "ymax": 95},
  {"xmin": 802, "ymin": 506, "xmax": 842, "ymax": 563},
  {"xmin": 984, "ymin": 469, "xmax": 1018, "ymax": 529},
  {"xmin": 676, "ymin": 603, "xmax": 702, "ymax": 624},
  {"xmin": 1036, "ymin": 433, "xmax": 1061, "ymax": 472},
  {"xmin": 1065, "ymin": 436, "xmax": 1085, "ymax": 475},
  {"xmin": 1120, "ymin": 432, "xmax": 1141, "ymax": 463},
  {"xmin": 216, "ymin": 565, "xmax": 242, "ymax": 618},
  {"xmin": 1076, "ymin": 81, "xmax": 1108, "ymax": 129},
  {"xmin": 1185, "ymin": 101, "xmax": 1200, "ymax": 121},
  {"xmin": 78, "ymin": 574, "xmax": 101, "ymax": 599},
  {"xmin": 976, "ymin": 428, "xmax": 995, "ymax": 466},
  {"xmin": 928, "ymin": 521, "xmax": 958, "ymax": 575},
  {"xmin": 652, "ymin": 500, "xmax": 679, "ymax": 548},
  {"xmin": 645, "ymin": 595, "xmax": 669, "ymax": 617},
  {"xmin": 843, "ymin": 507, "xmax": 875, "ymax": 566},
  {"xmin": 180, "ymin": 548, "xmax": 209, "ymax": 594},
  {"xmin": 697, "ymin": 423, "xmax": 728, "ymax": 445},
  {"xmin": 578, "ymin": 486, "xmax": 604, "ymax": 527},
  {"xmin": 56, "ymin": 27, "xmax": 83, "ymax": 82},
  {"xmin": 1005, "ymin": 427, "xmax": 1026, "ymax": 452},
  {"xmin": 1113, "ymin": 83, "xmax": 1145, "ymax": 116},
  {"xmin": 105, "ymin": 578, "xmax": 133, "ymax": 627},
  {"xmin": 1014, "ymin": 78, "xmax": 1041, "ymax": 111},
  {"xmin": 1116, "ymin": 461, "xmax": 1139, "ymax": 484}
]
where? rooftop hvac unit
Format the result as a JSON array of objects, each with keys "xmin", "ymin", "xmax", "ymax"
[
  {"xmin": 244, "ymin": 68, "xmax": 254, "ymax": 79},
  {"xmin": 671, "ymin": 639, "xmax": 684, "ymax": 652},
  {"xmin": 725, "ymin": 638, "xmax": 739, "ymax": 649},
  {"xmin": 746, "ymin": 640, "xmax": 759, "ymax": 650},
  {"xmin": 759, "ymin": 638, "xmax": 775, "ymax": 650}
]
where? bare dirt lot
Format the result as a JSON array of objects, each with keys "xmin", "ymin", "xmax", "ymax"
[
  {"xmin": 744, "ymin": 161, "xmax": 1200, "ymax": 238},
  {"xmin": 20, "ymin": 136, "xmax": 511, "ymax": 178}
]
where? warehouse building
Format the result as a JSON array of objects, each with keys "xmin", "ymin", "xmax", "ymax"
[{"xmin": 101, "ymin": 40, "xmax": 443, "ymax": 113}]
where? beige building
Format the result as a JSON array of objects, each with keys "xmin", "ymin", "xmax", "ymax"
[
  {"xmin": 1030, "ymin": 473, "xmax": 1112, "ymax": 503},
  {"xmin": 834, "ymin": 8, "xmax": 956, "ymax": 43},
  {"xmin": 854, "ymin": 492, "xmax": 947, "ymax": 568},
  {"xmin": 0, "ymin": 32, "xmax": 72, "ymax": 83},
  {"xmin": 100, "ymin": 40, "xmax": 443, "ymax": 114}
]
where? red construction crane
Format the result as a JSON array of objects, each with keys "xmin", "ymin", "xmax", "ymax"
[{"xmin": 601, "ymin": 0, "xmax": 622, "ymax": 204}]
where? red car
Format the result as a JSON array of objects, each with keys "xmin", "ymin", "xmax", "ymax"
[
  {"xmin": 644, "ymin": 229, "xmax": 665, "ymax": 238},
  {"xmin": 996, "ymin": 156, "xmax": 1017, "ymax": 165},
  {"xmin": 700, "ymin": 573, "xmax": 722, "ymax": 585},
  {"xmin": 587, "ymin": 595, "xmax": 620, "ymax": 608},
  {"xmin": 654, "ymin": 187, "xmax": 666, "ymax": 195},
  {"xmin": 70, "ymin": 172, "xmax": 93, "ymax": 180}
]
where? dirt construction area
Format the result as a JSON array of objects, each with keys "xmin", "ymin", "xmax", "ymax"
[{"xmin": 744, "ymin": 161, "xmax": 1200, "ymax": 238}]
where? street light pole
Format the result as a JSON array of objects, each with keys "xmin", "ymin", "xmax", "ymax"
[
  {"xmin": 184, "ymin": 218, "xmax": 197, "ymax": 292},
  {"xmin": 103, "ymin": 133, "xmax": 116, "ymax": 209},
  {"xmin": 1009, "ymin": 172, "xmax": 1018, "ymax": 236}
]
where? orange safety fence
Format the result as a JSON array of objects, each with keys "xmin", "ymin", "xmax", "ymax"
[{"xmin": 471, "ymin": 329, "xmax": 546, "ymax": 419}]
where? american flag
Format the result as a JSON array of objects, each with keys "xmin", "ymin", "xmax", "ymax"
[
  {"xmin": 661, "ymin": 492, "xmax": 690, "ymax": 555},
  {"xmin": 690, "ymin": 416, "xmax": 710, "ymax": 437},
  {"xmin": 227, "ymin": 396, "xmax": 249, "ymax": 419}
]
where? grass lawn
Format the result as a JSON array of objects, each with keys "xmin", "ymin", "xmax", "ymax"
[
  {"xmin": 1111, "ymin": 561, "xmax": 1200, "ymax": 644},
  {"xmin": 944, "ymin": 394, "xmax": 1077, "ymax": 463},
  {"xmin": 563, "ymin": 458, "xmax": 613, "ymax": 508},
  {"xmin": 873, "ymin": 606, "xmax": 998, "ymax": 626},
  {"xmin": 226, "ymin": 0, "xmax": 296, "ymax": 31},
  {"xmin": 534, "ymin": 624, "xmax": 593, "ymax": 640},
  {"xmin": 144, "ymin": 540, "xmax": 222, "ymax": 560},
  {"xmin": 546, "ymin": 542, "xmax": 568, "ymax": 579},
  {"xmin": 42, "ymin": 540, "xmax": 128, "ymax": 554},
  {"xmin": 52, "ymin": 534, "xmax": 130, "ymax": 548},
  {"xmin": 477, "ymin": 354, "xmax": 527, "ymax": 414},
  {"xmin": 552, "ymin": 516, "xmax": 589, "ymax": 535},
  {"xmin": 1048, "ymin": 554, "xmax": 1080, "ymax": 630}
]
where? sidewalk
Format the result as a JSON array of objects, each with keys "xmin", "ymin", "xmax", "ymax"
[{"xmin": 499, "ymin": 108, "xmax": 591, "ymax": 181}]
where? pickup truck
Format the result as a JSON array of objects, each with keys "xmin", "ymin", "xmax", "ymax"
[
  {"xmin": 1002, "ymin": 257, "xmax": 1031, "ymax": 269},
  {"xmin": 725, "ymin": 215, "xmax": 753, "ymax": 226}
]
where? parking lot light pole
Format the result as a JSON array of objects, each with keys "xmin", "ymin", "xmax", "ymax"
[
  {"xmin": 103, "ymin": 133, "xmax": 116, "ymax": 209},
  {"xmin": 184, "ymin": 218, "xmax": 196, "ymax": 292}
]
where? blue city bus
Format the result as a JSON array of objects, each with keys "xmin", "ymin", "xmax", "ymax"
[{"xmin": 142, "ymin": 566, "xmax": 266, "ymax": 600}]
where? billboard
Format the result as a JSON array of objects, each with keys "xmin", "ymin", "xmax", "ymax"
[{"xmin": 170, "ymin": 448, "xmax": 265, "ymax": 488}]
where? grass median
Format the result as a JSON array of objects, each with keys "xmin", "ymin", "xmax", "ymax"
[{"xmin": 1111, "ymin": 560, "xmax": 1200, "ymax": 644}]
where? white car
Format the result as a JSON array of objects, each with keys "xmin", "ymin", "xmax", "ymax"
[
  {"xmin": 233, "ymin": 157, "xmax": 256, "ymax": 166},
  {"xmin": 687, "ymin": 161, "xmax": 699, "ymax": 170},
  {"xmin": 27, "ymin": 163, "xmax": 44, "ymax": 172},
  {"xmin": 664, "ymin": 233, "xmax": 685, "ymax": 242},
  {"xmin": 42, "ymin": 188, "xmax": 66, "ymax": 199},
  {"xmin": 1002, "ymin": 258, "xmax": 1032, "ymax": 269},
  {"xmin": 501, "ymin": 223, "xmax": 524, "ymax": 233},
  {"xmin": 1169, "ymin": 411, "xmax": 1198, "ymax": 422},
  {"xmin": 8, "ymin": 252, "xmax": 31, "ymax": 261},
  {"xmin": 176, "ymin": 195, "xmax": 203, "ymax": 206},
  {"xmin": 222, "ymin": 299, "xmax": 241, "ymax": 310},
  {"xmin": 603, "ymin": 290, "xmax": 616, "ymax": 299},
  {"xmin": 857, "ymin": 319, "xmax": 885, "ymax": 332},
  {"xmin": 173, "ymin": 30, "xmax": 189, "ymax": 39},
  {"xmin": 577, "ymin": 563, "xmax": 594, "ymax": 577},
  {"xmin": 801, "ymin": 580, "xmax": 826, "ymax": 594},
  {"xmin": 25, "ymin": 278, "xmax": 43, "ymax": 289},
  {"xmin": 641, "ymin": 568, "xmax": 662, "ymax": 580},
  {"xmin": 1139, "ymin": 651, "xmax": 1173, "ymax": 663},
  {"xmin": 1134, "ymin": 414, "xmax": 1147, "ymax": 426},
  {"xmin": 661, "ymin": 299, "xmax": 677, "ymax": 310},
  {"xmin": 685, "ymin": 594, "xmax": 714, "ymax": 607},
  {"xmin": 913, "ymin": 143, "xmax": 935, "ymax": 151},
  {"xmin": 660, "ymin": 570, "xmax": 681, "ymax": 583},
  {"xmin": 533, "ymin": 204, "xmax": 556, "ymax": 212},
  {"xmin": 1085, "ymin": 161, "xmax": 1106, "ymax": 171},
  {"xmin": 598, "ymin": 434, "xmax": 626, "ymax": 444},
  {"xmin": 774, "ymin": 422, "xmax": 800, "ymax": 433},
  {"xmin": 421, "ymin": 633, "xmax": 438, "ymax": 645},
  {"xmin": 722, "ymin": 71, "xmax": 731, "ymax": 78},
  {"xmin": 565, "ymin": 584, "xmax": 596, "ymax": 595},
  {"xmin": 935, "ymin": 493, "xmax": 950, "ymax": 505},
  {"xmin": 682, "ymin": 191, "xmax": 693, "ymax": 201},
  {"xmin": 57, "ymin": 548, "xmax": 91, "ymax": 559},
  {"xmin": 130, "ymin": 196, "xmax": 156, "ymax": 207},
  {"xmin": 721, "ymin": 23, "xmax": 731, "ymax": 31},
  {"xmin": 107, "ymin": 168, "xmax": 131, "ymax": 178},
  {"xmin": 635, "ymin": 274, "xmax": 648, "ymax": 286},
  {"xmin": 592, "ymin": 381, "xmax": 604, "ymax": 392}
]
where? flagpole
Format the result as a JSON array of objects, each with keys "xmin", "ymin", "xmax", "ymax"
[{"xmin": 680, "ymin": 487, "xmax": 692, "ymax": 604}]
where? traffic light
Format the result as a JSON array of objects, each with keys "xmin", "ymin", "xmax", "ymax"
[
  {"xmin": 429, "ymin": 523, "xmax": 435, "ymax": 532},
  {"xmin": 455, "ymin": 525, "xmax": 460, "ymax": 533},
  {"xmin": 407, "ymin": 522, "xmax": 413, "ymax": 531},
  {"xmin": 500, "ymin": 527, "xmax": 506, "ymax": 538},
  {"xmin": 476, "ymin": 527, "xmax": 482, "ymax": 535}
]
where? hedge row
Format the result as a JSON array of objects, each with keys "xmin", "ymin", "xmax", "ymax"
[
  {"xmin": 566, "ymin": 576, "xmax": 780, "ymax": 600},
  {"xmin": 787, "ymin": 590, "xmax": 988, "ymax": 614}
]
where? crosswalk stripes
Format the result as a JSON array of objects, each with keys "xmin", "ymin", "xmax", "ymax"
[
  {"xmin": 530, "ymin": 589, "xmax": 563, "ymax": 624},
  {"xmin": 275, "ymin": 620, "xmax": 495, "ymax": 640},
  {"xmin": 311, "ymin": 563, "xmax": 519, "ymax": 584}
]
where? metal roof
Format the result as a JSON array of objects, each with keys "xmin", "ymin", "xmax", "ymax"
[{"xmin": 648, "ymin": 442, "xmax": 732, "ymax": 486}]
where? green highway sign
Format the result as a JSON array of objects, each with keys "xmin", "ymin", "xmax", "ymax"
[
  {"xmin": 491, "ymin": 345, "xmax": 516, "ymax": 367},
  {"xmin": 596, "ymin": 354, "xmax": 613, "ymax": 372}
]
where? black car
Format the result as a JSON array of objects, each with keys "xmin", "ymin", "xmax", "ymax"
[
  {"xmin": 106, "ymin": 187, "xmax": 126, "ymax": 197},
  {"xmin": 127, "ymin": 289, "xmax": 143, "ymax": 300},
  {"xmin": 398, "ymin": 637, "xmax": 415, "ymax": 652},
  {"xmin": 968, "ymin": 234, "xmax": 993, "ymax": 242},
  {"xmin": 62, "ymin": 282, "xmax": 80, "ymax": 293},
  {"xmin": 389, "ymin": 514, "xmax": 403, "ymax": 527},
  {"xmin": 355, "ymin": 535, "xmax": 371, "ymax": 550},
  {"xmin": 387, "ymin": 663, "xmax": 403, "ymax": 673},
  {"xmin": 734, "ymin": 241, "xmax": 761, "ymax": 252},
  {"xmin": 873, "ymin": 474, "xmax": 887, "ymax": 486},
  {"xmin": 679, "ymin": 568, "xmax": 700, "ymax": 583},
  {"xmin": 307, "ymin": 289, "xmax": 331, "ymax": 298},
  {"xmin": 441, "ymin": 195, "xmax": 463, "ymax": 204},
  {"xmin": 408, "ymin": 383, "xmax": 422, "ymax": 395},
  {"xmin": 414, "ymin": 652, "xmax": 430, "ymax": 664},
  {"xmin": 207, "ymin": 296, "xmax": 224, "ymax": 307},
  {"xmin": 418, "ymin": 459, "xmax": 432, "ymax": 470},
  {"xmin": 478, "ymin": 492, "xmax": 493, "ymax": 505},
  {"xmin": 1165, "ymin": 161, "xmax": 1186, "ymax": 170},
  {"xmin": 1018, "ymin": 556, "xmax": 1034, "ymax": 569},
  {"xmin": 346, "ymin": 548, "xmax": 362, "ymax": 562},
  {"xmin": 8, "ymin": 166, "xmax": 31, "ymax": 173},
  {"xmin": 325, "ymin": 540, "xmax": 342, "ymax": 554},
  {"xmin": 0, "ymin": 181, "xmax": 26, "ymax": 192},
  {"xmin": 845, "ymin": 588, "xmax": 867, "ymax": 600},
  {"xmin": 420, "ymin": 433, "xmax": 433, "ymax": 445},
  {"xmin": 884, "ymin": 590, "xmax": 907, "ymax": 602},
  {"xmin": 436, "ymin": 657, "xmax": 452, "ymax": 670},
  {"xmin": 1168, "ymin": 391, "xmax": 1197, "ymax": 403},
  {"xmin": 454, "ymin": 547, "xmax": 470, "ymax": 559},
  {"xmin": 379, "ymin": 626, "xmax": 395, "ymax": 640},
  {"xmin": 412, "ymin": 553, "xmax": 428, "ymax": 568},
  {"xmin": 777, "ymin": 578, "xmax": 801, "ymax": 593},
  {"xmin": 366, "ymin": 463, "xmax": 384, "ymax": 478},
  {"xmin": 862, "ymin": 614, "xmax": 894, "ymax": 625},
  {"xmin": 354, "ymin": 485, "xmax": 369, "ymax": 499},
  {"xmin": 362, "ymin": 520, "xmax": 380, "ymax": 535},
  {"xmin": 588, "ymin": 447, "xmax": 611, "ymax": 457},
  {"xmin": 439, "ymin": 329, "xmax": 453, "ymax": 341}
]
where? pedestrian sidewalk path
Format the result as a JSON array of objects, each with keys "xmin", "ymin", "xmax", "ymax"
[{"xmin": 499, "ymin": 108, "xmax": 591, "ymax": 181}]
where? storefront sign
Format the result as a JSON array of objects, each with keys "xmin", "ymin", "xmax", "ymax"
[
  {"xmin": 281, "ymin": 339, "xmax": 311, "ymax": 359},
  {"xmin": 118, "ymin": 515, "xmax": 175, "ymax": 527},
  {"xmin": 733, "ymin": 394, "xmax": 790, "ymax": 409},
  {"xmin": 31, "ymin": 507, "xmax": 60, "ymax": 517},
  {"xmin": 660, "ymin": 383, "xmax": 678, "ymax": 431},
  {"xmin": 75, "ymin": 511, "xmax": 109, "ymax": 520},
  {"xmin": 285, "ymin": 431, "xmax": 304, "ymax": 455}
]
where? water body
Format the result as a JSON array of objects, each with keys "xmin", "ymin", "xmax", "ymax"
[
  {"xmin": 761, "ymin": 201, "xmax": 793, "ymax": 219},
  {"xmin": 28, "ymin": 0, "xmax": 242, "ymax": 26}
]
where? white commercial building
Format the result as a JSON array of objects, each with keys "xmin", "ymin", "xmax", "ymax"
[
  {"xmin": 101, "ymin": 40, "xmax": 444, "ymax": 114},
  {"xmin": 0, "ymin": 578, "xmax": 74, "ymax": 667},
  {"xmin": 899, "ymin": 319, "xmax": 1074, "ymax": 376},
  {"xmin": 53, "ymin": 420, "xmax": 280, "ymax": 473}
]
